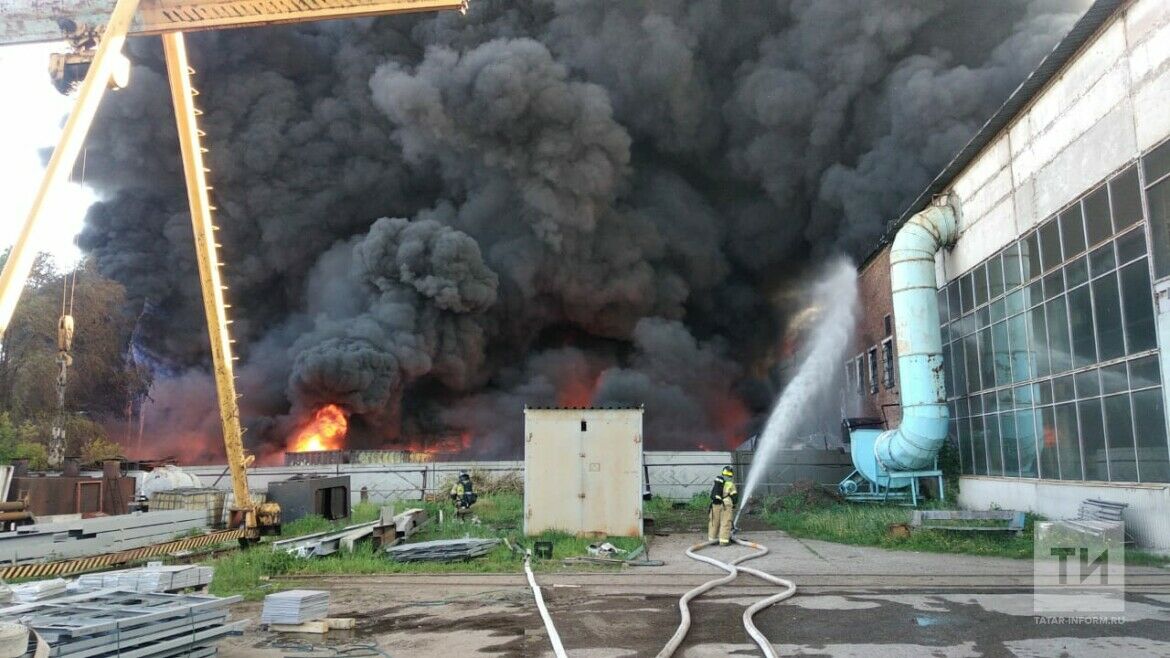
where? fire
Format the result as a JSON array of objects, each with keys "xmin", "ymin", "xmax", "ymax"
[
  {"xmin": 557, "ymin": 373, "xmax": 602, "ymax": 407},
  {"xmin": 290, "ymin": 404, "xmax": 348, "ymax": 452}
]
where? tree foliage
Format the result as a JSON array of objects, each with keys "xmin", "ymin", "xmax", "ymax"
[{"xmin": 0, "ymin": 252, "xmax": 149, "ymax": 459}]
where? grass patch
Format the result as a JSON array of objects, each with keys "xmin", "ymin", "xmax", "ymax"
[
  {"xmin": 760, "ymin": 490, "xmax": 1036, "ymax": 558},
  {"xmin": 206, "ymin": 494, "xmax": 644, "ymax": 599},
  {"xmin": 643, "ymin": 494, "xmax": 710, "ymax": 531},
  {"xmin": 759, "ymin": 490, "xmax": 1170, "ymax": 567}
]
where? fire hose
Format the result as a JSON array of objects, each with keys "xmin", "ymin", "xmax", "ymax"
[
  {"xmin": 524, "ymin": 549, "xmax": 569, "ymax": 658},
  {"xmin": 522, "ymin": 535, "xmax": 794, "ymax": 658},
  {"xmin": 657, "ymin": 536, "xmax": 797, "ymax": 658}
]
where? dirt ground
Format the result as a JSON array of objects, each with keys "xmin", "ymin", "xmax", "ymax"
[{"xmin": 218, "ymin": 530, "xmax": 1170, "ymax": 657}]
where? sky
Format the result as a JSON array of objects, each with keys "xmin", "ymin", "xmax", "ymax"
[{"xmin": 0, "ymin": 42, "xmax": 97, "ymax": 270}]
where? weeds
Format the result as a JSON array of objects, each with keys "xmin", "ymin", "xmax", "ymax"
[{"xmin": 206, "ymin": 493, "xmax": 644, "ymax": 598}]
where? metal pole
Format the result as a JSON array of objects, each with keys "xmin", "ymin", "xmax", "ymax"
[
  {"xmin": 160, "ymin": 32, "xmax": 252, "ymax": 518},
  {"xmin": 0, "ymin": 0, "xmax": 142, "ymax": 343}
]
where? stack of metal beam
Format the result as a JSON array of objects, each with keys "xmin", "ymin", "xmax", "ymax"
[
  {"xmin": 0, "ymin": 511, "xmax": 207, "ymax": 565},
  {"xmin": 0, "ymin": 590, "xmax": 244, "ymax": 657},
  {"xmin": 260, "ymin": 590, "xmax": 329, "ymax": 625},
  {"xmin": 76, "ymin": 565, "xmax": 214, "ymax": 593},
  {"xmin": 10, "ymin": 579, "xmax": 66, "ymax": 603},
  {"xmin": 384, "ymin": 538, "xmax": 501, "ymax": 562}
]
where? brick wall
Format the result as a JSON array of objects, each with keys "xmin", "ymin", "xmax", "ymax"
[{"xmin": 850, "ymin": 246, "xmax": 901, "ymax": 428}]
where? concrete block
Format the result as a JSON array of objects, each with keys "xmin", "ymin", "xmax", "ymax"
[
  {"xmin": 1124, "ymin": 0, "xmax": 1170, "ymax": 51},
  {"xmin": 1032, "ymin": 101, "xmax": 1135, "ymax": 220},
  {"xmin": 1133, "ymin": 62, "xmax": 1170, "ymax": 153}
]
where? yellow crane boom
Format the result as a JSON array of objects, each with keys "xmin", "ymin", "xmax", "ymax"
[{"xmin": 0, "ymin": 0, "xmax": 466, "ymax": 538}]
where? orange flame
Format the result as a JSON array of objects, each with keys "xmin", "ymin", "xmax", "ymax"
[{"xmin": 290, "ymin": 404, "xmax": 348, "ymax": 452}]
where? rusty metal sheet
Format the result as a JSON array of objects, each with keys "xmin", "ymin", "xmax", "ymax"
[{"xmin": 0, "ymin": 0, "xmax": 466, "ymax": 46}]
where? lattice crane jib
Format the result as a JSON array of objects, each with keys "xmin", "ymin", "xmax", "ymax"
[{"xmin": 0, "ymin": 0, "xmax": 467, "ymax": 537}]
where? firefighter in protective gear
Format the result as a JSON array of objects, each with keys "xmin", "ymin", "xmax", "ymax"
[
  {"xmin": 707, "ymin": 466, "xmax": 738, "ymax": 545},
  {"xmin": 449, "ymin": 471, "xmax": 477, "ymax": 511}
]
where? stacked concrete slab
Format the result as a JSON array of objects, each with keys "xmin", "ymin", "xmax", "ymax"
[{"xmin": 0, "ymin": 511, "xmax": 207, "ymax": 565}]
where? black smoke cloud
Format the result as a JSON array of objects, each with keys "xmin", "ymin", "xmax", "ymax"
[{"xmin": 76, "ymin": 0, "xmax": 1086, "ymax": 459}]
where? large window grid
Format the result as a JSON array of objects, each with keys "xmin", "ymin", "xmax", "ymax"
[{"xmin": 938, "ymin": 162, "xmax": 1169, "ymax": 483}]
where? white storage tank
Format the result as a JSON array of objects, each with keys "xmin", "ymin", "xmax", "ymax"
[{"xmin": 523, "ymin": 406, "xmax": 644, "ymax": 537}]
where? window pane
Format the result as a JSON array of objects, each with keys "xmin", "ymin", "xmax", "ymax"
[
  {"xmin": 1023, "ymin": 232, "xmax": 1042, "ymax": 280},
  {"xmin": 1133, "ymin": 388, "xmax": 1169, "ymax": 482},
  {"xmin": 1089, "ymin": 242, "xmax": 1116, "ymax": 277},
  {"xmin": 1040, "ymin": 220, "xmax": 1062, "ymax": 271},
  {"xmin": 1129, "ymin": 354, "xmax": 1160, "ymax": 389},
  {"xmin": 1047, "ymin": 297, "xmax": 1072, "ymax": 373},
  {"xmin": 949, "ymin": 281, "xmax": 962, "ymax": 321},
  {"xmin": 1017, "ymin": 409, "xmax": 1038, "ymax": 477},
  {"xmin": 1116, "ymin": 227, "xmax": 1146, "ymax": 264},
  {"xmin": 1079, "ymin": 398, "xmax": 1107, "ymax": 481},
  {"xmin": 1075, "ymin": 369, "xmax": 1100, "ymax": 397},
  {"xmin": 1120, "ymin": 260, "xmax": 1157, "ymax": 353},
  {"xmin": 1008, "ymin": 314, "xmax": 1029, "ymax": 383},
  {"xmin": 977, "ymin": 328, "xmax": 993, "ymax": 390},
  {"xmin": 1148, "ymin": 178, "xmax": 1170, "ymax": 280},
  {"xmin": 1104, "ymin": 394, "xmax": 1137, "ymax": 481},
  {"xmin": 953, "ymin": 341, "xmax": 968, "ymax": 395},
  {"xmin": 992, "ymin": 321, "xmax": 1010, "ymax": 386},
  {"xmin": 988, "ymin": 255, "xmax": 1005, "ymax": 299},
  {"xmin": 977, "ymin": 306, "xmax": 990, "ymax": 329},
  {"xmin": 1101, "ymin": 363, "xmax": 1128, "ymax": 395},
  {"xmin": 1029, "ymin": 307, "xmax": 1051, "ymax": 377},
  {"xmin": 1043, "ymin": 270, "xmax": 1063, "ymax": 300},
  {"xmin": 1067, "ymin": 286, "xmax": 1096, "ymax": 368},
  {"xmin": 965, "ymin": 333, "xmax": 981, "ymax": 392},
  {"xmin": 1110, "ymin": 166, "xmax": 1143, "ymax": 230},
  {"xmin": 1036, "ymin": 380, "xmax": 1054, "ymax": 405},
  {"xmin": 1054, "ymin": 375, "xmax": 1075, "ymax": 402},
  {"xmin": 990, "ymin": 298, "xmax": 1006, "ymax": 323},
  {"xmin": 1144, "ymin": 139, "xmax": 1170, "ymax": 183},
  {"xmin": 1092, "ymin": 272, "xmax": 1124, "ymax": 361},
  {"xmin": 983, "ymin": 391, "xmax": 998, "ymax": 414},
  {"xmin": 1084, "ymin": 185, "xmax": 1112, "ymax": 246},
  {"xmin": 1006, "ymin": 289, "xmax": 1025, "ymax": 316},
  {"xmin": 970, "ymin": 393, "xmax": 983, "ymax": 416},
  {"xmin": 986, "ymin": 412, "xmax": 1004, "ymax": 476},
  {"xmin": 974, "ymin": 263, "xmax": 988, "ymax": 307},
  {"xmin": 1028, "ymin": 280, "xmax": 1044, "ymax": 307},
  {"xmin": 961, "ymin": 272, "xmax": 974, "ymax": 314},
  {"xmin": 1001, "ymin": 412, "xmax": 1020, "ymax": 476},
  {"xmin": 958, "ymin": 417, "xmax": 973, "ymax": 475},
  {"xmin": 1004, "ymin": 243, "xmax": 1024, "ymax": 288},
  {"xmin": 971, "ymin": 415, "xmax": 988, "ymax": 475},
  {"xmin": 1065, "ymin": 256, "xmax": 1089, "ymax": 288},
  {"xmin": 1060, "ymin": 204, "xmax": 1087, "ymax": 257},
  {"xmin": 1039, "ymin": 407, "xmax": 1059, "ymax": 479},
  {"xmin": 1055, "ymin": 403, "xmax": 1083, "ymax": 480},
  {"xmin": 998, "ymin": 387, "xmax": 1014, "ymax": 411}
]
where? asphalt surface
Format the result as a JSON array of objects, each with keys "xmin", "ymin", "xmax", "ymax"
[{"xmin": 220, "ymin": 531, "xmax": 1170, "ymax": 657}]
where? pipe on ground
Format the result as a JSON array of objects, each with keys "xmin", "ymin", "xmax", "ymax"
[{"xmin": 870, "ymin": 195, "xmax": 961, "ymax": 472}]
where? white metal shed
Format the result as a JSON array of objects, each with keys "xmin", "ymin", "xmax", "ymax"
[{"xmin": 523, "ymin": 406, "xmax": 644, "ymax": 537}]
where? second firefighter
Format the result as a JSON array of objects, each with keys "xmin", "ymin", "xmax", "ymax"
[{"xmin": 708, "ymin": 465, "xmax": 738, "ymax": 545}]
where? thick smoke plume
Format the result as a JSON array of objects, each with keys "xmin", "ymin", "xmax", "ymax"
[{"xmin": 75, "ymin": 0, "xmax": 1087, "ymax": 461}]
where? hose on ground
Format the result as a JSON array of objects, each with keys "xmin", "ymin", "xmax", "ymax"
[
  {"xmin": 524, "ymin": 549, "xmax": 569, "ymax": 658},
  {"xmin": 656, "ymin": 537, "xmax": 796, "ymax": 658}
]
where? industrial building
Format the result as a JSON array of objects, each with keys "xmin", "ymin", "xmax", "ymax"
[{"xmin": 852, "ymin": 0, "xmax": 1170, "ymax": 548}]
